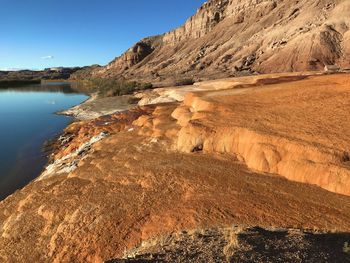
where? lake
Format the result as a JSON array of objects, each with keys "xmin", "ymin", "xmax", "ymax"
[{"xmin": 0, "ymin": 82, "xmax": 88, "ymax": 200}]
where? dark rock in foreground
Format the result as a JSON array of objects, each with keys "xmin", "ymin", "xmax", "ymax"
[{"xmin": 107, "ymin": 227, "xmax": 350, "ymax": 263}]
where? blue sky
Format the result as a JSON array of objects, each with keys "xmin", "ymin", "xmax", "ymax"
[{"xmin": 0, "ymin": 0, "xmax": 205, "ymax": 70}]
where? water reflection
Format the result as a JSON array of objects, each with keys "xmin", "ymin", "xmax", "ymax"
[
  {"xmin": 0, "ymin": 82, "xmax": 83, "ymax": 94},
  {"xmin": 0, "ymin": 83, "xmax": 88, "ymax": 200}
]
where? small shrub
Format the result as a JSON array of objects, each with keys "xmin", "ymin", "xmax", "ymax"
[
  {"xmin": 174, "ymin": 78, "xmax": 195, "ymax": 86},
  {"xmin": 223, "ymin": 228, "xmax": 240, "ymax": 262},
  {"xmin": 127, "ymin": 97, "xmax": 141, "ymax": 104},
  {"xmin": 84, "ymin": 78, "xmax": 153, "ymax": 97},
  {"xmin": 344, "ymin": 242, "xmax": 350, "ymax": 254},
  {"xmin": 139, "ymin": 82, "xmax": 153, "ymax": 90}
]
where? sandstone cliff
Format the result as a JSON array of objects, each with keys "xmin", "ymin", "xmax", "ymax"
[{"xmin": 72, "ymin": 0, "xmax": 350, "ymax": 83}]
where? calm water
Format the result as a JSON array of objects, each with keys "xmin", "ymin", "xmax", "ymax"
[{"xmin": 0, "ymin": 83, "xmax": 88, "ymax": 200}]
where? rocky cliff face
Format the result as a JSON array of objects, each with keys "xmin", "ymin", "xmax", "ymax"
[
  {"xmin": 162, "ymin": 0, "xmax": 229, "ymax": 43},
  {"xmin": 73, "ymin": 0, "xmax": 350, "ymax": 83}
]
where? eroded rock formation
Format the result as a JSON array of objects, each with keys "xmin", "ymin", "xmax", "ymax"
[
  {"xmin": 134, "ymin": 73, "xmax": 350, "ymax": 196},
  {"xmin": 72, "ymin": 0, "xmax": 350, "ymax": 83},
  {"xmin": 1, "ymin": 73, "xmax": 350, "ymax": 262}
]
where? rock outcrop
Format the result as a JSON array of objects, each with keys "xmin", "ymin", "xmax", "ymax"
[
  {"xmin": 1, "ymin": 72, "xmax": 350, "ymax": 262},
  {"xmin": 134, "ymin": 73, "xmax": 350, "ymax": 196},
  {"xmin": 72, "ymin": 0, "xmax": 350, "ymax": 83}
]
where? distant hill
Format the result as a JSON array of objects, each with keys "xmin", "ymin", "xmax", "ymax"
[
  {"xmin": 0, "ymin": 66, "xmax": 96, "ymax": 81},
  {"xmin": 72, "ymin": 0, "xmax": 350, "ymax": 84}
]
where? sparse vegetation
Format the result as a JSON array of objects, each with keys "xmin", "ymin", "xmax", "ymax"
[
  {"xmin": 0, "ymin": 79, "xmax": 41, "ymax": 88},
  {"xmin": 82, "ymin": 78, "xmax": 153, "ymax": 97},
  {"xmin": 0, "ymin": 67, "xmax": 82, "ymax": 82},
  {"xmin": 127, "ymin": 96, "xmax": 141, "ymax": 105},
  {"xmin": 174, "ymin": 78, "xmax": 195, "ymax": 86},
  {"xmin": 344, "ymin": 242, "xmax": 350, "ymax": 255},
  {"xmin": 223, "ymin": 228, "xmax": 240, "ymax": 262}
]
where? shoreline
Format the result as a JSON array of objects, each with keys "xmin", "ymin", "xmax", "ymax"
[
  {"xmin": 56, "ymin": 93, "xmax": 96, "ymax": 120},
  {"xmin": 0, "ymin": 84, "xmax": 89, "ymax": 201},
  {"xmin": 57, "ymin": 93, "xmax": 137, "ymax": 121},
  {"xmin": 1, "ymin": 72, "xmax": 350, "ymax": 262},
  {"xmin": 0, "ymin": 79, "xmax": 41, "ymax": 88},
  {"xmin": 39, "ymin": 93, "xmax": 142, "ymax": 180}
]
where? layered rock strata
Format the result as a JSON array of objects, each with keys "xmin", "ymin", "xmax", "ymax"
[
  {"xmin": 72, "ymin": 0, "xmax": 350, "ymax": 83},
  {"xmin": 135, "ymin": 73, "xmax": 350, "ymax": 196}
]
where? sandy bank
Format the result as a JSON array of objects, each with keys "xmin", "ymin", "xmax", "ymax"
[{"xmin": 59, "ymin": 94, "xmax": 137, "ymax": 121}]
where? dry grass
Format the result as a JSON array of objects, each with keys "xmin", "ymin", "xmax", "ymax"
[{"xmin": 222, "ymin": 227, "xmax": 242, "ymax": 262}]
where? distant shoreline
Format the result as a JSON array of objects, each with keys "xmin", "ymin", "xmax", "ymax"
[{"xmin": 0, "ymin": 79, "xmax": 41, "ymax": 88}]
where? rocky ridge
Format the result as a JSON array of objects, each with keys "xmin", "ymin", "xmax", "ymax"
[
  {"xmin": 0, "ymin": 67, "xmax": 89, "ymax": 81},
  {"xmin": 72, "ymin": 0, "xmax": 350, "ymax": 83}
]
